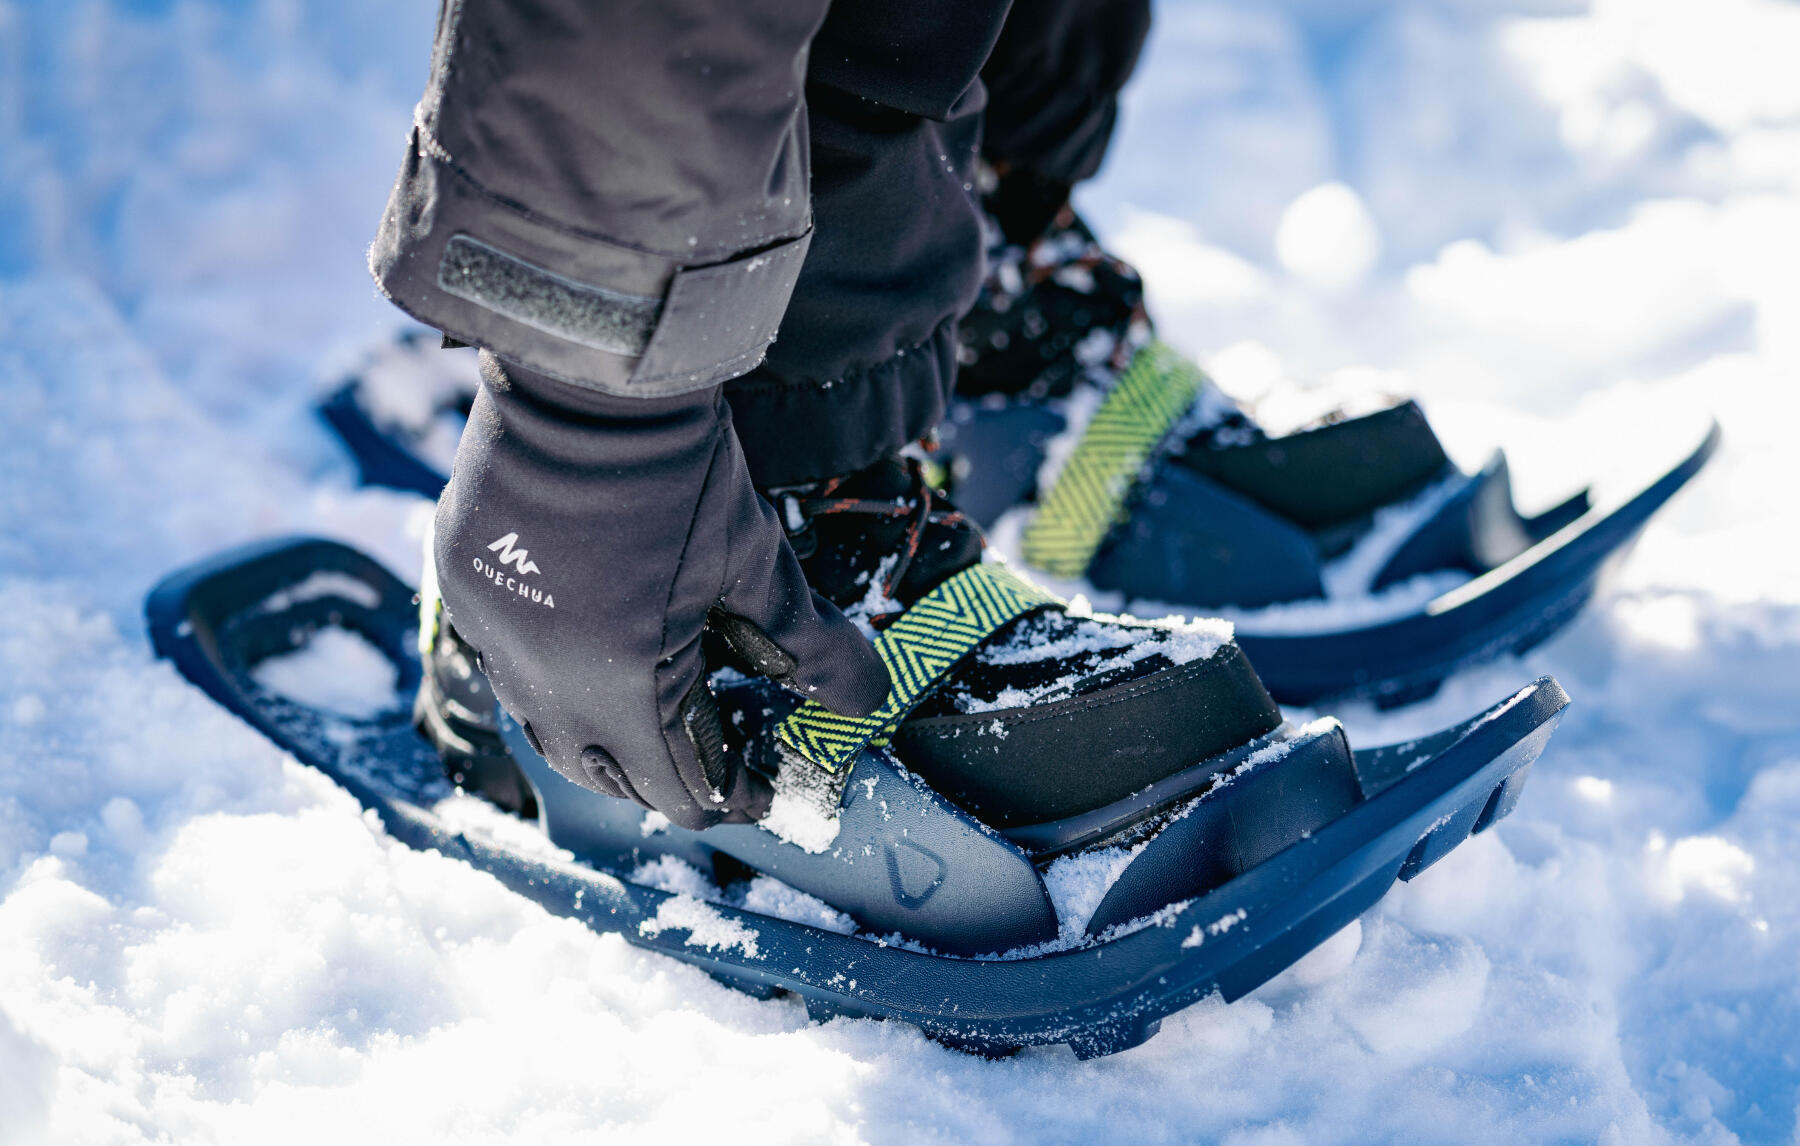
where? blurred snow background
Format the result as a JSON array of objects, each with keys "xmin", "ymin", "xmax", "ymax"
[{"xmin": 2, "ymin": 0, "xmax": 1798, "ymax": 1142}]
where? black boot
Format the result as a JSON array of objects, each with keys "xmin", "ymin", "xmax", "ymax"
[
  {"xmin": 763, "ymin": 455, "xmax": 1280, "ymax": 827},
  {"xmin": 415, "ymin": 600, "xmax": 537, "ymax": 817}
]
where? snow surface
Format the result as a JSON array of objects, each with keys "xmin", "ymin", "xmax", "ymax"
[
  {"xmin": 3, "ymin": 1, "xmax": 1800, "ymax": 1143},
  {"xmin": 251, "ymin": 626, "xmax": 401, "ymax": 721}
]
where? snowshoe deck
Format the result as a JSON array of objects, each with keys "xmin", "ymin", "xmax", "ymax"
[{"xmin": 147, "ymin": 537, "xmax": 1566, "ymax": 1058}]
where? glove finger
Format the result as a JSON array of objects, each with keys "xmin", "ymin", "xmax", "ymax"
[
  {"xmin": 575, "ymin": 742, "xmax": 635, "ymax": 804},
  {"xmin": 592, "ymin": 669, "xmax": 769, "ymax": 831},
  {"xmin": 718, "ymin": 532, "xmax": 890, "ymax": 718}
]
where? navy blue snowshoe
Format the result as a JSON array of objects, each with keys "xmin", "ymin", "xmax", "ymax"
[
  {"xmin": 316, "ymin": 329, "xmax": 477, "ymax": 499},
  {"xmin": 147, "ymin": 517, "xmax": 1565, "ymax": 1057}
]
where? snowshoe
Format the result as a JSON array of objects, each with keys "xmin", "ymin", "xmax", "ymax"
[
  {"xmin": 424, "ymin": 452, "xmax": 1288, "ymax": 841},
  {"xmin": 940, "ymin": 204, "xmax": 1720, "ymax": 706},
  {"xmin": 146, "ymin": 531, "xmax": 1566, "ymax": 1058}
]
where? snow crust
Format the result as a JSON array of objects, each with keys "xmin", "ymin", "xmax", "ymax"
[{"xmin": 3, "ymin": 1, "xmax": 1799, "ymax": 1142}]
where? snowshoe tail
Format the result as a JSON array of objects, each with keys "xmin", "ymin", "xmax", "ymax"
[
  {"xmin": 1236, "ymin": 419, "xmax": 1719, "ymax": 705},
  {"xmin": 318, "ymin": 381, "xmax": 452, "ymax": 499}
]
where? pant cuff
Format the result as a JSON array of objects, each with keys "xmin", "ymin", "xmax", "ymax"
[{"xmin": 371, "ymin": 126, "xmax": 812, "ymax": 398}]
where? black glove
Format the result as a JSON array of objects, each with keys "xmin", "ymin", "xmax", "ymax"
[{"xmin": 433, "ymin": 352, "xmax": 891, "ymax": 829}]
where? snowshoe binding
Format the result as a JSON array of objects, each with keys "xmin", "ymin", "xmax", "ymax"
[
  {"xmin": 421, "ymin": 454, "xmax": 1287, "ymax": 845},
  {"xmin": 147, "ymin": 462, "xmax": 1568, "ymax": 1056}
]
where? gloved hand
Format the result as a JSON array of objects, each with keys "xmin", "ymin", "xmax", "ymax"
[{"xmin": 433, "ymin": 351, "xmax": 891, "ymax": 829}]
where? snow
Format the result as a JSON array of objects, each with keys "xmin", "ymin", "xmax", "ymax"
[
  {"xmin": 1042, "ymin": 847, "xmax": 1139, "ymax": 939},
  {"xmin": 251, "ymin": 626, "xmax": 401, "ymax": 721},
  {"xmin": 739, "ymin": 876, "xmax": 858, "ymax": 937},
  {"xmin": 2, "ymin": 0, "xmax": 1799, "ymax": 1143},
  {"xmin": 977, "ymin": 612, "xmax": 1232, "ymax": 669},
  {"xmin": 758, "ymin": 748, "xmax": 846, "ymax": 853},
  {"xmin": 638, "ymin": 896, "xmax": 762, "ymax": 960},
  {"xmin": 1181, "ymin": 907, "xmax": 1249, "ymax": 949},
  {"xmin": 256, "ymin": 570, "xmax": 383, "ymax": 613},
  {"xmin": 631, "ymin": 856, "xmax": 855, "ymax": 938},
  {"xmin": 948, "ymin": 609, "xmax": 1234, "ymax": 713}
]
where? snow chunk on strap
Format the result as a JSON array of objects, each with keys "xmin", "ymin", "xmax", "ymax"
[{"xmin": 777, "ymin": 562, "xmax": 1057, "ymax": 773}]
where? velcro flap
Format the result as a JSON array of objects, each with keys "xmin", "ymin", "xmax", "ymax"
[{"xmin": 630, "ymin": 230, "xmax": 813, "ymax": 392}]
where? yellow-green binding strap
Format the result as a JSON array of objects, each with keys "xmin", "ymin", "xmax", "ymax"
[
  {"xmin": 418, "ymin": 526, "xmax": 443, "ymax": 658},
  {"xmin": 1021, "ymin": 340, "xmax": 1205, "ymax": 578},
  {"xmin": 777, "ymin": 563, "xmax": 1058, "ymax": 773}
]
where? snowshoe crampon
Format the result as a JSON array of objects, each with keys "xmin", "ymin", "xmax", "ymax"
[{"xmin": 147, "ymin": 537, "xmax": 1567, "ymax": 1058}]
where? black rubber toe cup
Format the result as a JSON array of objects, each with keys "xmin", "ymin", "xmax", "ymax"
[
  {"xmin": 1178, "ymin": 399, "xmax": 1449, "ymax": 530},
  {"xmin": 893, "ymin": 643, "xmax": 1282, "ymax": 827}
]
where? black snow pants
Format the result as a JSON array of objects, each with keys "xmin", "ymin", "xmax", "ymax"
[{"xmin": 372, "ymin": 0, "xmax": 1150, "ymax": 487}]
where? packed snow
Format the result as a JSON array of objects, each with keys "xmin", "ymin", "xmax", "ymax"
[
  {"xmin": 3, "ymin": 1, "xmax": 1799, "ymax": 1143},
  {"xmin": 1042, "ymin": 846, "xmax": 1141, "ymax": 939},
  {"xmin": 251, "ymin": 626, "xmax": 401, "ymax": 721}
]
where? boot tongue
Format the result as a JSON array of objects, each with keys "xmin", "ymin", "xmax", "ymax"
[{"xmin": 788, "ymin": 456, "xmax": 986, "ymax": 620}]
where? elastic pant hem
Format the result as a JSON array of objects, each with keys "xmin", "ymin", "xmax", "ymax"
[{"xmin": 728, "ymin": 318, "xmax": 960, "ymax": 487}]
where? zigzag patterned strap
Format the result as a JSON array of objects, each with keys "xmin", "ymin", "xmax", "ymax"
[
  {"xmin": 777, "ymin": 563, "xmax": 1058, "ymax": 773},
  {"xmin": 1021, "ymin": 340, "xmax": 1205, "ymax": 578}
]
